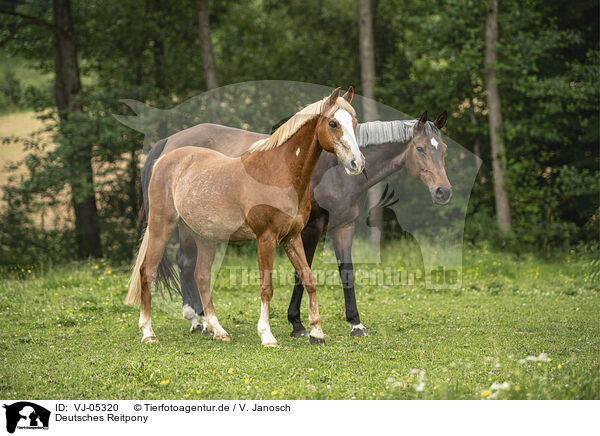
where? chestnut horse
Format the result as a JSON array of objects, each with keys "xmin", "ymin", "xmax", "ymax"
[{"xmin": 125, "ymin": 88, "xmax": 363, "ymax": 346}]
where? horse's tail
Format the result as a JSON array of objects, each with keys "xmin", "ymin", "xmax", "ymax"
[
  {"xmin": 125, "ymin": 227, "xmax": 149, "ymax": 306},
  {"xmin": 139, "ymin": 138, "xmax": 180, "ymax": 298}
]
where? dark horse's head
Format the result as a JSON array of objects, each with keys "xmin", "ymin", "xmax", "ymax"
[{"xmin": 404, "ymin": 111, "xmax": 452, "ymax": 204}]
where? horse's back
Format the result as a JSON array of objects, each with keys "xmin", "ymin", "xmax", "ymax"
[
  {"xmin": 163, "ymin": 123, "xmax": 267, "ymax": 157},
  {"xmin": 166, "ymin": 145, "xmax": 239, "ymax": 169}
]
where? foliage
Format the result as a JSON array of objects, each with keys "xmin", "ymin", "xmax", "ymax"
[{"xmin": 0, "ymin": 0, "xmax": 598, "ymax": 264}]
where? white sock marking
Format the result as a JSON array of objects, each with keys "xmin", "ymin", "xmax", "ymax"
[
  {"xmin": 206, "ymin": 313, "xmax": 228, "ymax": 338},
  {"xmin": 139, "ymin": 314, "xmax": 156, "ymax": 341},
  {"xmin": 257, "ymin": 301, "xmax": 277, "ymax": 345}
]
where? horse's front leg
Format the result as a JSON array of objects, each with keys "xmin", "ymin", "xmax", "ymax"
[
  {"xmin": 330, "ymin": 223, "xmax": 368, "ymax": 337},
  {"xmin": 283, "ymin": 233, "xmax": 325, "ymax": 345},
  {"xmin": 257, "ymin": 234, "xmax": 278, "ymax": 347},
  {"xmin": 288, "ymin": 215, "xmax": 327, "ymax": 338}
]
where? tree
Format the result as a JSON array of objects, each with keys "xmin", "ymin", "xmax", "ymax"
[
  {"xmin": 197, "ymin": 0, "xmax": 219, "ymax": 91},
  {"xmin": 197, "ymin": 0, "xmax": 221, "ymax": 122},
  {"xmin": 484, "ymin": 0, "xmax": 511, "ymax": 232},
  {"xmin": 358, "ymin": 0, "xmax": 377, "ymax": 122},
  {"xmin": 53, "ymin": 0, "xmax": 102, "ymax": 257},
  {"xmin": 358, "ymin": 0, "xmax": 383, "ymax": 243},
  {"xmin": 0, "ymin": 0, "xmax": 103, "ymax": 258}
]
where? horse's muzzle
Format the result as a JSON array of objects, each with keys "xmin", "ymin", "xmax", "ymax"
[
  {"xmin": 344, "ymin": 157, "xmax": 365, "ymax": 176},
  {"xmin": 433, "ymin": 186, "xmax": 452, "ymax": 204}
]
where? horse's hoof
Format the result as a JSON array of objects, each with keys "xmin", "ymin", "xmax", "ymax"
[
  {"xmin": 350, "ymin": 326, "xmax": 368, "ymax": 337},
  {"xmin": 201, "ymin": 328, "xmax": 212, "ymax": 338},
  {"xmin": 190, "ymin": 324, "xmax": 203, "ymax": 334},
  {"xmin": 290, "ymin": 328, "xmax": 309, "ymax": 338},
  {"xmin": 214, "ymin": 334, "xmax": 231, "ymax": 341},
  {"xmin": 262, "ymin": 342, "xmax": 278, "ymax": 348},
  {"xmin": 309, "ymin": 335, "xmax": 325, "ymax": 346},
  {"xmin": 142, "ymin": 336, "xmax": 159, "ymax": 343}
]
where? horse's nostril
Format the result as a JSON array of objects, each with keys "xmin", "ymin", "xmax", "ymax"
[
  {"xmin": 350, "ymin": 159, "xmax": 357, "ymax": 169},
  {"xmin": 434, "ymin": 187, "xmax": 452, "ymax": 202}
]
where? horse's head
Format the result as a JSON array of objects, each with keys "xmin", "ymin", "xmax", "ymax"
[
  {"xmin": 317, "ymin": 87, "xmax": 364, "ymax": 175},
  {"xmin": 404, "ymin": 110, "xmax": 452, "ymax": 204}
]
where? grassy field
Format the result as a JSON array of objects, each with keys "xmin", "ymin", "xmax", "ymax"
[
  {"xmin": 0, "ymin": 244, "xmax": 598, "ymax": 400},
  {"xmin": 0, "ymin": 111, "xmax": 50, "ymax": 188}
]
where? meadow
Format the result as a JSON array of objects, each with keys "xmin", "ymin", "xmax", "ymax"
[{"xmin": 0, "ymin": 243, "xmax": 598, "ymax": 400}]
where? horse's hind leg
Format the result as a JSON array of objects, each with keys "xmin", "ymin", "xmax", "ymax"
[
  {"xmin": 330, "ymin": 222, "xmax": 367, "ymax": 337},
  {"xmin": 257, "ymin": 233, "xmax": 278, "ymax": 347},
  {"xmin": 178, "ymin": 224, "xmax": 209, "ymax": 336},
  {"xmin": 193, "ymin": 237, "xmax": 230, "ymax": 341},
  {"xmin": 139, "ymin": 217, "xmax": 177, "ymax": 343}
]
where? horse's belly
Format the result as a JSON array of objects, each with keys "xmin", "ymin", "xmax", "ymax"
[
  {"xmin": 178, "ymin": 202, "xmax": 249, "ymax": 242},
  {"xmin": 188, "ymin": 217, "xmax": 253, "ymax": 242},
  {"xmin": 174, "ymin": 173, "xmax": 250, "ymax": 241}
]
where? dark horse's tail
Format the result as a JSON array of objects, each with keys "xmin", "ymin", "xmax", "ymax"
[{"xmin": 139, "ymin": 138, "xmax": 180, "ymax": 298}]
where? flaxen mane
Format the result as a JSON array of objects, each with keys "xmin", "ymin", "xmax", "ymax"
[{"xmin": 248, "ymin": 97, "xmax": 356, "ymax": 153}]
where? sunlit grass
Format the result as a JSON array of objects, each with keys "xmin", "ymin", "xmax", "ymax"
[{"xmin": 0, "ymin": 244, "xmax": 598, "ymax": 400}]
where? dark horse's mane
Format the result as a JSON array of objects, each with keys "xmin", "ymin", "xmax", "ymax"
[{"xmin": 356, "ymin": 120, "xmax": 439, "ymax": 147}]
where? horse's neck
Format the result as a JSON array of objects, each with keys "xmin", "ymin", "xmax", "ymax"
[
  {"xmin": 282, "ymin": 119, "xmax": 323, "ymax": 195},
  {"xmin": 358, "ymin": 140, "xmax": 410, "ymax": 191},
  {"xmin": 242, "ymin": 118, "xmax": 322, "ymax": 196}
]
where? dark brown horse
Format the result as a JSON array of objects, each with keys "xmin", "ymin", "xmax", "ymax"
[
  {"xmin": 125, "ymin": 88, "xmax": 363, "ymax": 346},
  {"xmin": 140, "ymin": 108, "xmax": 451, "ymax": 338}
]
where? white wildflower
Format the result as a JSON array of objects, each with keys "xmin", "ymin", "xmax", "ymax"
[
  {"xmin": 490, "ymin": 382, "xmax": 510, "ymax": 391},
  {"xmin": 525, "ymin": 353, "xmax": 548, "ymax": 362}
]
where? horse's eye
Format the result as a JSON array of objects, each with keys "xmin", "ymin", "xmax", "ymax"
[
  {"xmin": 329, "ymin": 120, "xmax": 338, "ymax": 128},
  {"xmin": 416, "ymin": 146, "xmax": 425, "ymax": 154}
]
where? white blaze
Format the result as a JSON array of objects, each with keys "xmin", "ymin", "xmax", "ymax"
[
  {"xmin": 334, "ymin": 109, "xmax": 361, "ymax": 163},
  {"xmin": 431, "ymin": 138, "xmax": 439, "ymax": 149}
]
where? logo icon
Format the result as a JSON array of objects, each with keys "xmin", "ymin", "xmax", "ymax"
[{"xmin": 3, "ymin": 402, "xmax": 50, "ymax": 434}]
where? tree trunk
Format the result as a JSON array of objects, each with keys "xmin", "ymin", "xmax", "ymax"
[
  {"xmin": 484, "ymin": 0, "xmax": 511, "ymax": 232},
  {"xmin": 358, "ymin": 0, "xmax": 382, "ymax": 245},
  {"xmin": 53, "ymin": 0, "xmax": 102, "ymax": 258},
  {"xmin": 149, "ymin": 0, "xmax": 168, "ymax": 139},
  {"xmin": 358, "ymin": 0, "xmax": 377, "ymax": 122},
  {"xmin": 468, "ymin": 97, "xmax": 481, "ymax": 158},
  {"xmin": 197, "ymin": 0, "xmax": 221, "ymax": 123}
]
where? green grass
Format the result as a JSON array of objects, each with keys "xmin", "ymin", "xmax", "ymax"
[{"xmin": 0, "ymin": 244, "xmax": 598, "ymax": 400}]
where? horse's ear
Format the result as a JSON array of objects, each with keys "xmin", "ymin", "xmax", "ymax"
[
  {"xmin": 415, "ymin": 111, "xmax": 428, "ymax": 131},
  {"xmin": 325, "ymin": 87, "xmax": 341, "ymax": 109},
  {"xmin": 434, "ymin": 110, "xmax": 448, "ymax": 129},
  {"xmin": 342, "ymin": 86, "xmax": 354, "ymax": 103}
]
